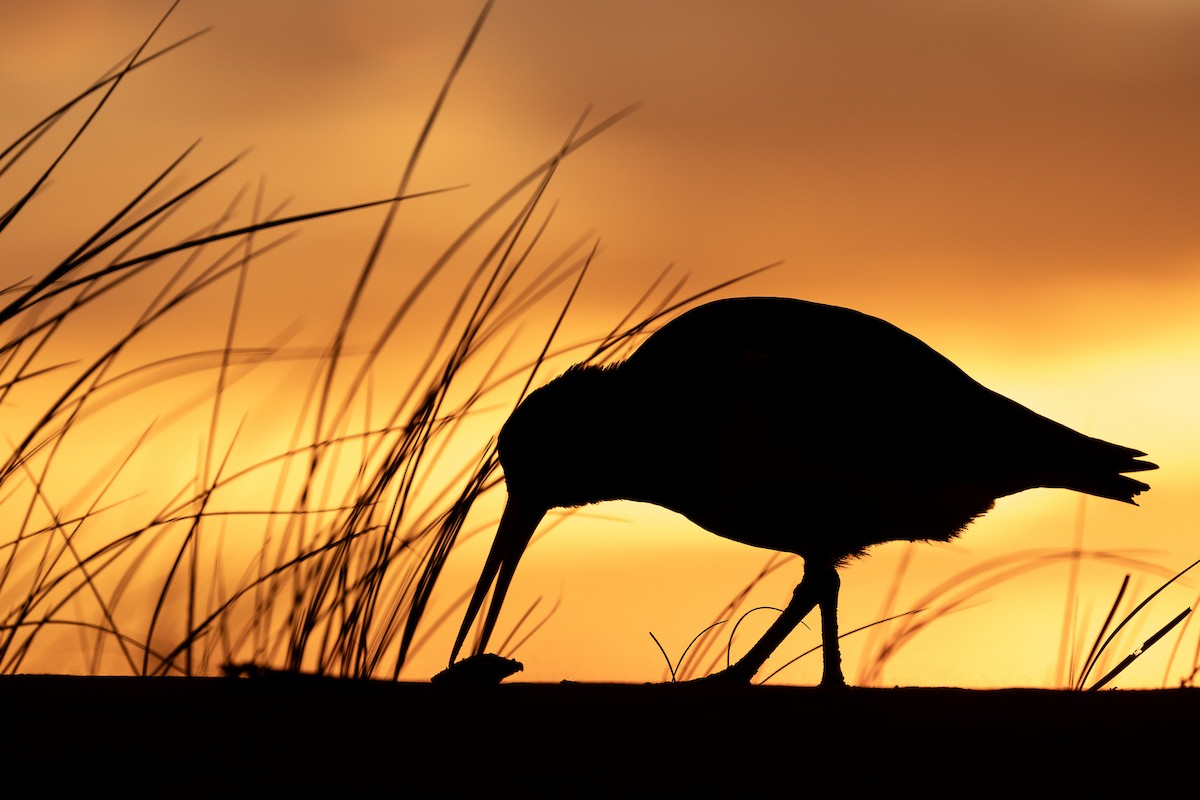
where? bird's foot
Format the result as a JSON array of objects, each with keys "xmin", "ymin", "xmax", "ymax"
[
  {"xmin": 691, "ymin": 665, "xmax": 755, "ymax": 685},
  {"xmin": 818, "ymin": 672, "xmax": 847, "ymax": 690}
]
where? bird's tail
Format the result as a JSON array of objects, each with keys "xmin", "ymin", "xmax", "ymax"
[{"xmin": 1056, "ymin": 443, "xmax": 1157, "ymax": 505}]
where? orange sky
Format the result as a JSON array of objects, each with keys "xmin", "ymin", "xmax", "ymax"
[{"xmin": 2, "ymin": 0, "xmax": 1198, "ymax": 688}]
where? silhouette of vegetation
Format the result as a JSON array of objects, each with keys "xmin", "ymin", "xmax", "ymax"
[
  {"xmin": 1077, "ymin": 559, "xmax": 1197, "ymax": 690},
  {"xmin": 662, "ymin": 545, "xmax": 1198, "ymax": 688},
  {"xmin": 649, "ymin": 619, "xmax": 729, "ymax": 682},
  {"xmin": 0, "ymin": 0, "xmax": 657, "ymax": 678}
]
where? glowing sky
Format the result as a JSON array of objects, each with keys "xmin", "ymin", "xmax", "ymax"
[{"xmin": 2, "ymin": 1, "xmax": 1198, "ymax": 688}]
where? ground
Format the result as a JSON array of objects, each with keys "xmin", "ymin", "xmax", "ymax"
[{"xmin": 3, "ymin": 675, "xmax": 1193, "ymax": 795}]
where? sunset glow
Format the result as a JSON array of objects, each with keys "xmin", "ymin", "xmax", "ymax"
[{"xmin": 2, "ymin": 0, "xmax": 1198, "ymax": 689}]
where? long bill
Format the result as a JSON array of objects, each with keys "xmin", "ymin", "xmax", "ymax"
[{"xmin": 449, "ymin": 492, "xmax": 546, "ymax": 665}]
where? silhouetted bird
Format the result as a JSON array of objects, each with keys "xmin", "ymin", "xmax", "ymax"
[{"xmin": 449, "ymin": 297, "xmax": 1156, "ymax": 686}]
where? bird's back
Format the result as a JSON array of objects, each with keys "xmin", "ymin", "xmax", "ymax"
[{"xmin": 607, "ymin": 297, "xmax": 1153, "ymax": 560}]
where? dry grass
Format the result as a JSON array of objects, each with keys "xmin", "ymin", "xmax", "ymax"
[
  {"xmin": 0, "ymin": 1, "xmax": 774, "ymax": 682},
  {"xmin": 657, "ymin": 546, "xmax": 1199, "ymax": 689}
]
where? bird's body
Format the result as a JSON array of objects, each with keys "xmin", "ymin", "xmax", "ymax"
[{"xmin": 451, "ymin": 297, "xmax": 1156, "ymax": 685}]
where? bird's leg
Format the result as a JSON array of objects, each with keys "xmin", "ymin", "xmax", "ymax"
[
  {"xmin": 700, "ymin": 560, "xmax": 843, "ymax": 686},
  {"xmin": 816, "ymin": 568, "xmax": 843, "ymax": 687}
]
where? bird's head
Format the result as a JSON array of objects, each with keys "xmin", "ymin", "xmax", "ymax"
[{"xmin": 449, "ymin": 365, "xmax": 619, "ymax": 663}]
